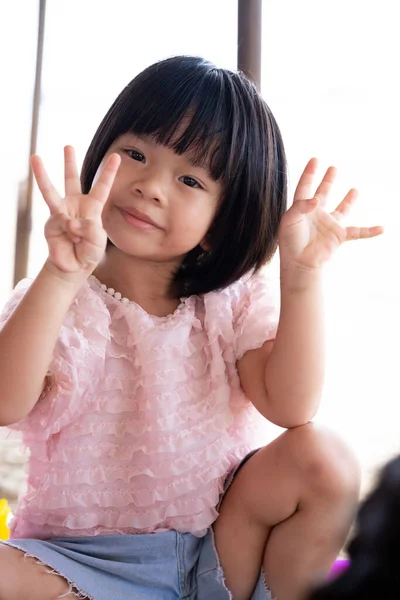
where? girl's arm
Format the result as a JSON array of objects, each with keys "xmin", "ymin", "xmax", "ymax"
[
  {"xmin": 239, "ymin": 159, "xmax": 382, "ymax": 429},
  {"xmin": 264, "ymin": 269, "xmax": 324, "ymax": 426},
  {"xmin": 0, "ymin": 264, "xmax": 85, "ymax": 425},
  {"xmin": 239, "ymin": 269, "xmax": 324, "ymax": 428},
  {"xmin": 0, "ymin": 147, "xmax": 120, "ymax": 426}
]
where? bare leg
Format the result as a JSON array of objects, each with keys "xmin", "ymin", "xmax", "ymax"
[
  {"xmin": 0, "ymin": 545, "xmax": 88, "ymax": 600},
  {"xmin": 213, "ymin": 423, "xmax": 360, "ymax": 600}
]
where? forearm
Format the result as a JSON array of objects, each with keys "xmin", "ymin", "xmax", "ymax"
[
  {"xmin": 0, "ymin": 262, "xmax": 85, "ymax": 425},
  {"xmin": 264, "ymin": 268, "xmax": 325, "ymax": 427}
]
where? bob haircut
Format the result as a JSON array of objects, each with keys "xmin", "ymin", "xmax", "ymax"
[{"xmin": 81, "ymin": 55, "xmax": 287, "ymax": 297}]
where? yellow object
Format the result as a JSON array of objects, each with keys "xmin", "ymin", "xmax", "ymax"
[{"xmin": 0, "ymin": 499, "xmax": 11, "ymax": 540}]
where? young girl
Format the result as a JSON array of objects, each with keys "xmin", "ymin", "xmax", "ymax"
[{"xmin": 0, "ymin": 56, "xmax": 382, "ymax": 600}]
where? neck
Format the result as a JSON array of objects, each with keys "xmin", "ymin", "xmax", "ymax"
[{"xmin": 93, "ymin": 246, "xmax": 182, "ymax": 317}]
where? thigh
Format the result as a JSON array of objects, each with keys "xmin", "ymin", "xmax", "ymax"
[
  {"xmin": 216, "ymin": 427, "xmax": 303, "ymax": 537},
  {"xmin": 0, "ymin": 545, "xmax": 84, "ymax": 600},
  {"xmin": 212, "ymin": 423, "xmax": 358, "ymax": 599},
  {"xmin": 212, "ymin": 428, "xmax": 302, "ymax": 598},
  {"xmin": 217, "ymin": 422, "xmax": 357, "ymax": 530}
]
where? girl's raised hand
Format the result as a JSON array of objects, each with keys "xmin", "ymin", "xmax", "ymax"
[
  {"xmin": 31, "ymin": 146, "xmax": 121, "ymax": 278},
  {"xmin": 278, "ymin": 158, "xmax": 384, "ymax": 272}
]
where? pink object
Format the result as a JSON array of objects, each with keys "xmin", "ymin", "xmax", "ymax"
[
  {"xmin": 329, "ymin": 559, "xmax": 350, "ymax": 579},
  {"xmin": 1, "ymin": 271, "xmax": 278, "ymax": 540}
]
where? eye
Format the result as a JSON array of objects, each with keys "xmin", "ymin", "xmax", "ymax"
[
  {"xmin": 180, "ymin": 176, "xmax": 202, "ymax": 189},
  {"xmin": 125, "ymin": 149, "xmax": 145, "ymax": 162}
]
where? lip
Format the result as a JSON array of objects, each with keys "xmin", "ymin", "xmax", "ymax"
[{"xmin": 118, "ymin": 207, "xmax": 161, "ymax": 230}]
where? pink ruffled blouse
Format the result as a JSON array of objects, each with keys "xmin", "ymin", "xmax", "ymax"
[{"xmin": 0, "ymin": 271, "xmax": 278, "ymax": 540}]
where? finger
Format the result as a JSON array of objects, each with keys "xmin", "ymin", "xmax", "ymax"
[
  {"xmin": 290, "ymin": 196, "xmax": 319, "ymax": 216},
  {"xmin": 69, "ymin": 219, "xmax": 107, "ymax": 268},
  {"xmin": 64, "ymin": 146, "xmax": 82, "ymax": 197},
  {"xmin": 345, "ymin": 225, "xmax": 384, "ymax": 241},
  {"xmin": 31, "ymin": 155, "xmax": 63, "ymax": 215},
  {"xmin": 44, "ymin": 213, "xmax": 70, "ymax": 237},
  {"xmin": 69, "ymin": 233, "xmax": 82, "ymax": 244},
  {"xmin": 331, "ymin": 188, "xmax": 358, "ymax": 221},
  {"xmin": 87, "ymin": 153, "xmax": 121, "ymax": 216},
  {"xmin": 293, "ymin": 158, "xmax": 318, "ymax": 203},
  {"xmin": 66, "ymin": 219, "xmax": 83, "ymax": 244},
  {"xmin": 313, "ymin": 166, "xmax": 337, "ymax": 208},
  {"xmin": 67, "ymin": 218, "xmax": 103, "ymax": 245},
  {"xmin": 315, "ymin": 207, "xmax": 347, "ymax": 243}
]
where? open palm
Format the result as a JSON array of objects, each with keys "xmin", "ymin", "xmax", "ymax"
[
  {"xmin": 32, "ymin": 146, "xmax": 120, "ymax": 275},
  {"xmin": 279, "ymin": 158, "xmax": 383, "ymax": 270}
]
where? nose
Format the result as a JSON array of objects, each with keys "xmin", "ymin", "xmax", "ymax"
[{"xmin": 132, "ymin": 169, "xmax": 167, "ymax": 205}]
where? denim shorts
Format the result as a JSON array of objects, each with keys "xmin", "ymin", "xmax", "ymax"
[
  {"xmin": 3, "ymin": 530, "xmax": 271, "ymax": 600},
  {"xmin": 2, "ymin": 452, "xmax": 272, "ymax": 599}
]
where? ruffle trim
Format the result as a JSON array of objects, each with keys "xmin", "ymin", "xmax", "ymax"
[
  {"xmin": 55, "ymin": 391, "xmax": 240, "ymax": 446},
  {"xmin": 232, "ymin": 268, "xmax": 279, "ymax": 360},
  {"xmin": 32, "ymin": 444, "xmax": 251, "ymax": 503},
  {"xmin": 10, "ymin": 508, "xmax": 215, "ymax": 539},
  {"xmin": 12, "ymin": 486, "xmax": 222, "ymax": 533}
]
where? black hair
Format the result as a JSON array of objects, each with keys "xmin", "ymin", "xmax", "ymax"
[
  {"xmin": 308, "ymin": 455, "xmax": 400, "ymax": 600},
  {"xmin": 81, "ymin": 55, "xmax": 287, "ymax": 297}
]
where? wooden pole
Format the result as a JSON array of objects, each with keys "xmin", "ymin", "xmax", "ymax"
[
  {"xmin": 13, "ymin": 0, "xmax": 46, "ymax": 285},
  {"xmin": 237, "ymin": 0, "xmax": 262, "ymax": 90}
]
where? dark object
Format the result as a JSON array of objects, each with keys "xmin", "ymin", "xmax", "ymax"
[{"xmin": 238, "ymin": 0, "xmax": 262, "ymax": 89}]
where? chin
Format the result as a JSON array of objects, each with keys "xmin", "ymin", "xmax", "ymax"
[{"xmin": 105, "ymin": 237, "xmax": 180, "ymax": 266}]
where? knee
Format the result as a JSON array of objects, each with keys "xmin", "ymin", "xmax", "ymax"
[{"xmin": 285, "ymin": 422, "xmax": 361, "ymax": 502}]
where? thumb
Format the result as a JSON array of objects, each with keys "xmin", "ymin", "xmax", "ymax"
[{"xmin": 44, "ymin": 213, "xmax": 70, "ymax": 238}]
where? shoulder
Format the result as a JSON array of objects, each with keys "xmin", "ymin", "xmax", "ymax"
[
  {"xmin": 230, "ymin": 266, "xmax": 279, "ymax": 360},
  {"xmin": 64, "ymin": 278, "xmax": 111, "ymax": 332},
  {"xmin": 0, "ymin": 276, "xmax": 111, "ymax": 350},
  {"xmin": 199, "ymin": 266, "xmax": 279, "ymax": 358},
  {"xmin": 230, "ymin": 265, "xmax": 279, "ymax": 329},
  {"xmin": 202, "ymin": 266, "xmax": 277, "ymax": 313}
]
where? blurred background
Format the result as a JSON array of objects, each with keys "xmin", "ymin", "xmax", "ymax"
[{"xmin": 0, "ymin": 0, "xmax": 399, "ymax": 509}]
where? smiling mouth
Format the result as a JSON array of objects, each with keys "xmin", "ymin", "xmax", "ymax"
[{"xmin": 118, "ymin": 207, "xmax": 161, "ymax": 230}]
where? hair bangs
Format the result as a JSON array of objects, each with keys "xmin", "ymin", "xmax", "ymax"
[{"xmin": 125, "ymin": 62, "xmax": 235, "ymax": 181}]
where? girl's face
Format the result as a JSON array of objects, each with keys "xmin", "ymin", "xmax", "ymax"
[{"xmin": 100, "ymin": 133, "xmax": 222, "ymax": 267}]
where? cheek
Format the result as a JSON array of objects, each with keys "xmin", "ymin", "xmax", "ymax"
[
  {"xmin": 162, "ymin": 206, "xmax": 213, "ymax": 255},
  {"xmin": 171, "ymin": 216, "xmax": 207, "ymax": 247},
  {"xmin": 101, "ymin": 198, "xmax": 121, "ymax": 236},
  {"xmin": 172, "ymin": 202, "xmax": 216, "ymax": 234}
]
